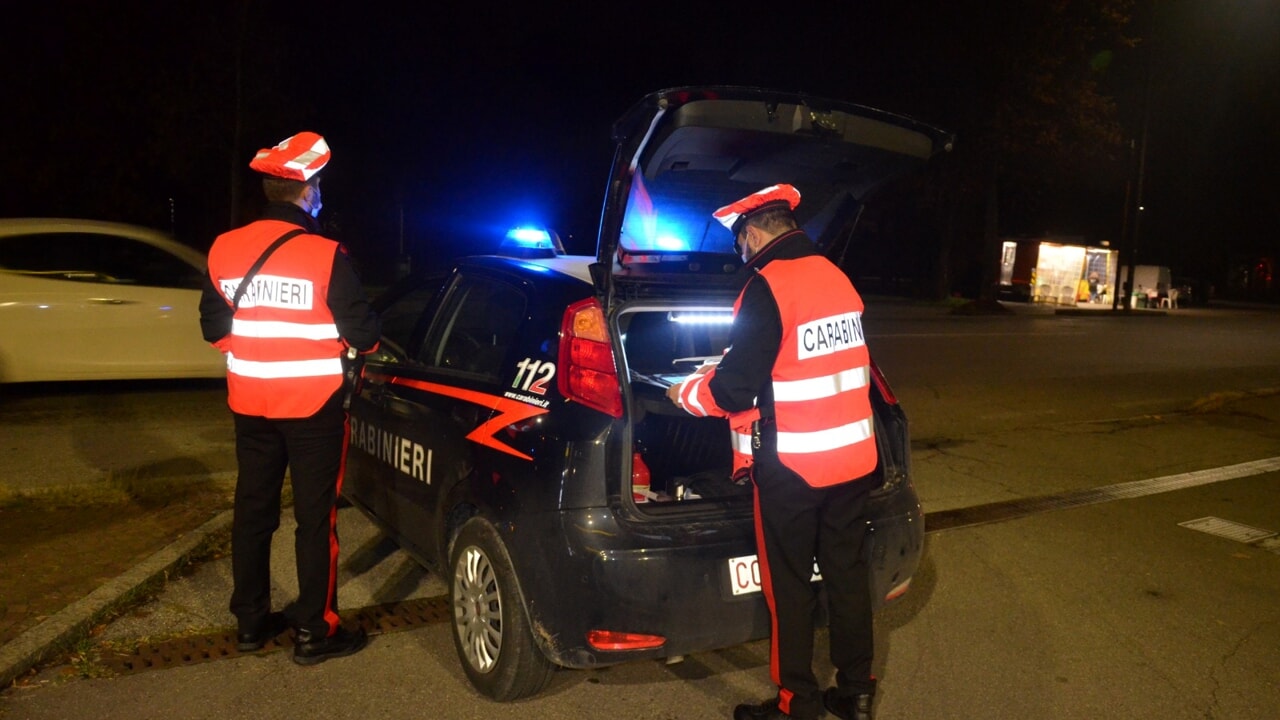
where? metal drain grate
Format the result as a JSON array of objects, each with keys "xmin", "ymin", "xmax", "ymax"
[
  {"xmin": 358, "ymin": 595, "xmax": 453, "ymax": 632},
  {"xmin": 1178, "ymin": 516, "xmax": 1277, "ymax": 544},
  {"xmin": 99, "ymin": 595, "xmax": 451, "ymax": 676},
  {"xmin": 100, "ymin": 631, "xmax": 247, "ymax": 675}
]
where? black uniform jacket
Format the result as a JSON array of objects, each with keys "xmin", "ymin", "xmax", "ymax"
[{"xmin": 708, "ymin": 229, "xmax": 824, "ymax": 418}]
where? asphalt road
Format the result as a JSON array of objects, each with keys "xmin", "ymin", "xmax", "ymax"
[
  {"xmin": 0, "ymin": 378, "xmax": 235, "ymax": 496},
  {"xmin": 2, "ymin": 300, "xmax": 1279, "ymax": 719}
]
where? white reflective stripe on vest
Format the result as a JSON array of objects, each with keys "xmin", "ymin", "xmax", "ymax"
[
  {"xmin": 231, "ymin": 318, "xmax": 340, "ymax": 341},
  {"xmin": 732, "ymin": 429, "xmax": 752, "ymax": 454},
  {"xmin": 772, "ymin": 366, "xmax": 869, "ymax": 403},
  {"xmin": 681, "ymin": 373, "xmax": 711, "ymax": 416},
  {"xmin": 775, "ymin": 417, "xmax": 874, "ymax": 454},
  {"xmin": 226, "ymin": 353, "xmax": 344, "ymax": 379}
]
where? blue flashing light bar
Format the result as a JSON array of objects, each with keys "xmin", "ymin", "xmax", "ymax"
[
  {"xmin": 500, "ymin": 225, "xmax": 566, "ymax": 258},
  {"xmin": 505, "ymin": 226, "xmax": 553, "ymax": 247}
]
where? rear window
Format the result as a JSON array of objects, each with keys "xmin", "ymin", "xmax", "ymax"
[
  {"xmin": 614, "ymin": 95, "xmax": 941, "ymax": 263},
  {"xmin": 619, "ymin": 169, "xmax": 863, "ymax": 260}
]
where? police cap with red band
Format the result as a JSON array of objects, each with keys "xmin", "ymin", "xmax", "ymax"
[
  {"xmin": 712, "ymin": 184, "xmax": 801, "ymax": 237},
  {"xmin": 248, "ymin": 131, "xmax": 331, "ymax": 181}
]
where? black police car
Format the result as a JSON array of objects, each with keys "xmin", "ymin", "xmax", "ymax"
[{"xmin": 342, "ymin": 86, "xmax": 951, "ymax": 700}]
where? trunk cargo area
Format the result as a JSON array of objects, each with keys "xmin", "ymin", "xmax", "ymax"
[{"xmin": 619, "ymin": 305, "xmax": 748, "ymax": 504}]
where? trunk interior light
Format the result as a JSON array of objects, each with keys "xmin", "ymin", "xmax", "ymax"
[
  {"xmin": 667, "ymin": 311, "xmax": 734, "ymax": 325},
  {"xmin": 586, "ymin": 629, "xmax": 667, "ymax": 651},
  {"xmin": 869, "ymin": 359, "xmax": 898, "ymax": 406},
  {"xmin": 558, "ymin": 298, "xmax": 623, "ymax": 418}
]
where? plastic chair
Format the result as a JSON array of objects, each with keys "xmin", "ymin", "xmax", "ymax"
[{"xmin": 1160, "ymin": 288, "xmax": 1179, "ymax": 309}]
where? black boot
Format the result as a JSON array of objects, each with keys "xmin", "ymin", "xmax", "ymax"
[
  {"xmin": 733, "ymin": 698, "xmax": 786, "ymax": 720},
  {"xmin": 291, "ymin": 624, "xmax": 368, "ymax": 666},
  {"xmin": 733, "ymin": 697, "xmax": 824, "ymax": 720},
  {"xmin": 823, "ymin": 688, "xmax": 873, "ymax": 720},
  {"xmin": 236, "ymin": 611, "xmax": 288, "ymax": 652}
]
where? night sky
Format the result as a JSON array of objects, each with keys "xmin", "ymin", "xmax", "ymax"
[{"xmin": 3, "ymin": 1, "xmax": 1277, "ymax": 295}]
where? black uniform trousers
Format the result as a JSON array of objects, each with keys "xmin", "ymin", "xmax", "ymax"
[
  {"xmin": 229, "ymin": 389, "xmax": 348, "ymax": 638},
  {"xmin": 752, "ymin": 455, "xmax": 876, "ymax": 719}
]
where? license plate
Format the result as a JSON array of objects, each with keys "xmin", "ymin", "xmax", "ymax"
[{"xmin": 726, "ymin": 555, "xmax": 822, "ymax": 596}]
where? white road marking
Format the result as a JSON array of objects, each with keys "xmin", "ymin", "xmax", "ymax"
[
  {"xmin": 1178, "ymin": 516, "xmax": 1277, "ymax": 544},
  {"xmin": 927, "ymin": 456, "xmax": 1280, "ymax": 532}
]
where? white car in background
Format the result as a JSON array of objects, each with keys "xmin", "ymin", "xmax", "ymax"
[{"xmin": 0, "ymin": 218, "xmax": 226, "ymax": 383}]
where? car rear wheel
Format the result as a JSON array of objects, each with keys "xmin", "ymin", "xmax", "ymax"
[{"xmin": 448, "ymin": 517, "xmax": 555, "ymax": 700}]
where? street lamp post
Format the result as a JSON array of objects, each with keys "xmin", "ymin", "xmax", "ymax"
[{"xmin": 1113, "ymin": 35, "xmax": 1156, "ymax": 312}]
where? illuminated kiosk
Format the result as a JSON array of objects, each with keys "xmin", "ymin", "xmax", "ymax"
[{"xmin": 998, "ymin": 236, "xmax": 1119, "ymax": 306}]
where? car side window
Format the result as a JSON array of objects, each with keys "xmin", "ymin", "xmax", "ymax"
[
  {"xmin": 377, "ymin": 285, "xmax": 441, "ymax": 361},
  {"xmin": 419, "ymin": 274, "xmax": 525, "ymax": 381},
  {"xmin": 0, "ymin": 233, "xmax": 204, "ymax": 290},
  {"xmin": 94, "ymin": 235, "xmax": 206, "ymax": 289}
]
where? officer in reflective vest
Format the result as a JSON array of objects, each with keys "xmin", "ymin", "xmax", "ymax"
[
  {"xmin": 199, "ymin": 131, "xmax": 379, "ymax": 665},
  {"xmin": 668, "ymin": 185, "xmax": 879, "ymax": 720}
]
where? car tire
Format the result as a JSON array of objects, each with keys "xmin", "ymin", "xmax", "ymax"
[{"xmin": 448, "ymin": 517, "xmax": 555, "ymax": 701}]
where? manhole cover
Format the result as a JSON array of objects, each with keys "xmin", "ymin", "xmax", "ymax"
[{"xmin": 1178, "ymin": 516, "xmax": 1277, "ymax": 544}]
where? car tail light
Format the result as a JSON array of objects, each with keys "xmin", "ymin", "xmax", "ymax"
[
  {"xmin": 558, "ymin": 297, "xmax": 623, "ymax": 418},
  {"xmin": 586, "ymin": 629, "xmax": 666, "ymax": 651},
  {"xmin": 869, "ymin": 359, "xmax": 898, "ymax": 405}
]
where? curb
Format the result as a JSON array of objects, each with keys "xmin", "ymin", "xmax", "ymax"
[
  {"xmin": 0, "ymin": 508, "xmax": 234, "ymax": 689},
  {"xmin": 1053, "ymin": 307, "xmax": 1168, "ymax": 317}
]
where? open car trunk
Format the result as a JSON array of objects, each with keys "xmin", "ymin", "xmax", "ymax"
[
  {"xmin": 592, "ymin": 87, "xmax": 954, "ymax": 303},
  {"xmin": 617, "ymin": 301, "xmax": 747, "ymax": 504},
  {"xmin": 592, "ymin": 87, "xmax": 938, "ymax": 513},
  {"xmin": 615, "ymin": 299, "xmax": 912, "ymax": 513}
]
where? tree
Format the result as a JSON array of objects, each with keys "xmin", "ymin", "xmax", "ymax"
[
  {"xmin": 0, "ymin": 4, "xmax": 314, "ymax": 248},
  {"xmin": 886, "ymin": 0, "xmax": 1137, "ymax": 302}
]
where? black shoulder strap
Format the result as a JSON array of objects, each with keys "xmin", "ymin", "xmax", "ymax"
[{"xmin": 231, "ymin": 229, "xmax": 306, "ymax": 310}]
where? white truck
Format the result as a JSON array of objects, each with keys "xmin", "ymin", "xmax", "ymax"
[{"xmin": 1118, "ymin": 265, "xmax": 1172, "ymax": 307}]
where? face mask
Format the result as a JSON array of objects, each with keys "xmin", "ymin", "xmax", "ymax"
[{"xmin": 737, "ymin": 228, "xmax": 754, "ymax": 263}]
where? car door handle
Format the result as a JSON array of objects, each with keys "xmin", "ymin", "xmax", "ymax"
[
  {"xmin": 87, "ymin": 298, "xmax": 140, "ymax": 305},
  {"xmin": 360, "ymin": 379, "xmax": 392, "ymax": 405}
]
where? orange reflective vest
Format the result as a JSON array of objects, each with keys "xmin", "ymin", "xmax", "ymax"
[
  {"xmin": 207, "ymin": 220, "xmax": 346, "ymax": 418},
  {"xmin": 677, "ymin": 255, "xmax": 876, "ymax": 488},
  {"xmin": 759, "ymin": 255, "xmax": 876, "ymax": 486}
]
